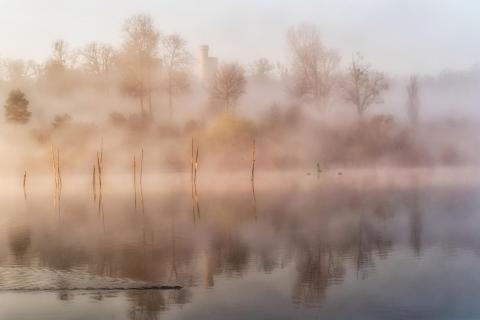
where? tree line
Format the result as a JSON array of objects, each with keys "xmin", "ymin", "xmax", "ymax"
[{"xmin": 0, "ymin": 16, "xmax": 420, "ymax": 128}]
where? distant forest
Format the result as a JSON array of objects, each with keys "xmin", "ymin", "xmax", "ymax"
[{"xmin": 1, "ymin": 14, "xmax": 479, "ymax": 172}]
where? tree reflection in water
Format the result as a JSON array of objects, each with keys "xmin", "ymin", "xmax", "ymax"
[{"xmin": 3, "ymin": 173, "xmax": 464, "ymax": 317}]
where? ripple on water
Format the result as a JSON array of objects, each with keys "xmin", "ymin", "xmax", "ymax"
[{"xmin": 0, "ymin": 266, "xmax": 181, "ymax": 291}]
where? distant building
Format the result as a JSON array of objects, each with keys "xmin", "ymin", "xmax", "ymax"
[{"xmin": 198, "ymin": 45, "xmax": 218, "ymax": 84}]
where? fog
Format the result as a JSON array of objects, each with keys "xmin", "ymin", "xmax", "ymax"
[
  {"xmin": 0, "ymin": 12, "xmax": 479, "ymax": 178},
  {"xmin": 3, "ymin": 5, "xmax": 480, "ymax": 319}
]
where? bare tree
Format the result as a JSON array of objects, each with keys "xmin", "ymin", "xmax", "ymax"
[
  {"xmin": 210, "ymin": 63, "xmax": 246, "ymax": 112},
  {"xmin": 1, "ymin": 59, "xmax": 39, "ymax": 83},
  {"xmin": 51, "ymin": 39, "xmax": 69, "ymax": 67},
  {"xmin": 406, "ymin": 75, "xmax": 420, "ymax": 128},
  {"xmin": 44, "ymin": 39, "xmax": 68, "ymax": 76},
  {"xmin": 251, "ymin": 58, "xmax": 274, "ymax": 81},
  {"xmin": 81, "ymin": 42, "xmax": 115, "ymax": 75},
  {"xmin": 342, "ymin": 54, "xmax": 389, "ymax": 119},
  {"xmin": 161, "ymin": 33, "xmax": 191, "ymax": 118},
  {"xmin": 287, "ymin": 24, "xmax": 339, "ymax": 106},
  {"xmin": 120, "ymin": 14, "xmax": 160, "ymax": 119},
  {"xmin": 40, "ymin": 39, "xmax": 81, "ymax": 94}
]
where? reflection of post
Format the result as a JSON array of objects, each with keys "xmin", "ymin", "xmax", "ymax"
[
  {"xmin": 251, "ymin": 139, "xmax": 257, "ymax": 220},
  {"xmin": 191, "ymin": 137, "xmax": 194, "ymax": 183},
  {"xmin": 194, "ymin": 145, "xmax": 199, "ymax": 187},
  {"xmin": 204, "ymin": 252, "xmax": 214, "ymax": 287},
  {"xmin": 50, "ymin": 146, "xmax": 62, "ymax": 218},
  {"xmin": 409, "ymin": 177, "xmax": 422, "ymax": 257},
  {"xmin": 151, "ymin": 230, "xmax": 155, "ymax": 259},
  {"xmin": 97, "ymin": 175, "xmax": 104, "ymax": 233},
  {"xmin": 251, "ymin": 180, "xmax": 257, "ymax": 221},
  {"xmin": 191, "ymin": 139, "xmax": 200, "ymax": 223},
  {"xmin": 51, "ymin": 145, "xmax": 57, "ymax": 197},
  {"xmin": 191, "ymin": 187, "xmax": 196, "ymax": 223},
  {"xmin": 355, "ymin": 217, "xmax": 365, "ymax": 279},
  {"xmin": 191, "ymin": 177, "xmax": 200, "ymax": 222},
  {"xmin": 96, "ymin": 152, "xmax": 102, "ymax": 197},
  {"xmin": 93, "ymin": 145, "xmax": 106, "ymax": 232},
  {"xmin": 140, "ymin": 149, "xmax": 145, "ymax": 219},
  {"xmin": 169, "ymin": 216, "xmax": 178, "ymax": 282},
  {"xmin": 96, "ymin": 151, "xmax": 103, "ymax": 220},
  {"xmin": 251, "ymin": 139, "xmax": 256, "ymax": 183},
  {"xmin": 100, "ymin": 137, "xmax": 103, "ymax": 164},
  {"xmin": 140, "ymin": 182, "xmax": 145, "ymax": 217},
  {"xmin": 23, "ymin": 170, "xmax": 27, "ymax": 199},
  {"xmin": 101, "ymin": 195, "xmax": 105, "ymax": 233},
  {"xmin": 142, "ymin": 195, "xmax": 147, "ymax": 258},
  {"xmin": 195, "ymin": 186, "xmax": 200, "ymax": 220},
  {"xmin": 92, "ymin": 164, "xmax": 96, "ymax": 202},
  {"xmin": 56, "ymin": 149, "xmax": 61, "ymax": 193},
  {"xmin": 140, "ymin": 148, "xmax": 144, "ymax": 186},
  {"xmin": 97, "ymin": 189, "xmax": 102, "ymax": 216},
  {"xmin": 56, "ymin": 149, "xmax": 62, "ymax": 196},
  {"xmin": 133, "ymin": 155, "xmax": 137, "ymax": 209},
  {"xmin": 94, "ymin": 141, "xmax": 104, "ymax": 207}
]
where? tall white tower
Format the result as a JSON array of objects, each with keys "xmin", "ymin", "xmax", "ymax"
[{"xmin": 198, "ymin": 45, "xmax": 218, "ymax": 84}]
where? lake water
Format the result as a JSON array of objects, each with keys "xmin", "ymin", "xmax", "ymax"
[{"xmin": 1, "ymin": 169, "xmax": 480, "ymax": 320}]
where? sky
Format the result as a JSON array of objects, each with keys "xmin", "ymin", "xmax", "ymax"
[{"xmin": 0, "ymin": 0, "xmax": 479, "ymax": 76}]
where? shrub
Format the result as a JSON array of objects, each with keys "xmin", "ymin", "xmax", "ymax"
[{"xmin": 4, "ymin": 89, "xmax": 31, "ymax": 124}]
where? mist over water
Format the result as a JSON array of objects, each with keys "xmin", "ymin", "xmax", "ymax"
[{"xmin": 1, "ymin": 170, "xmax": 480, "ymax": 319}]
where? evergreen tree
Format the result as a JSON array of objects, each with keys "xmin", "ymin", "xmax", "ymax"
[{"xmin": 4, "ymin": 89, "xmax": 31, "ymax": 124}]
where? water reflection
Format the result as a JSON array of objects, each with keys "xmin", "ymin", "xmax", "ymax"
[
  {"xmin": 2, "ymin": 172, "xmax": 480, "ymax": 319},
  {"xmin": 8, "ymin": 224, "xmax": 31, "ymax": 263},
  {"xmin": 408, "ymin": 177, "xmax": 423, "ymax": 256}
]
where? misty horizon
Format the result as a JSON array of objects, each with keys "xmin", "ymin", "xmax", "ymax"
[{"xmin": 1, "ymin": 0, "xmax": 480, "ymax": 76}]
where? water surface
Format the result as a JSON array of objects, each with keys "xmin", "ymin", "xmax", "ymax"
[{"xmin": 1, "ymin": 169, "xmax": 480, "ymax": 320}]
